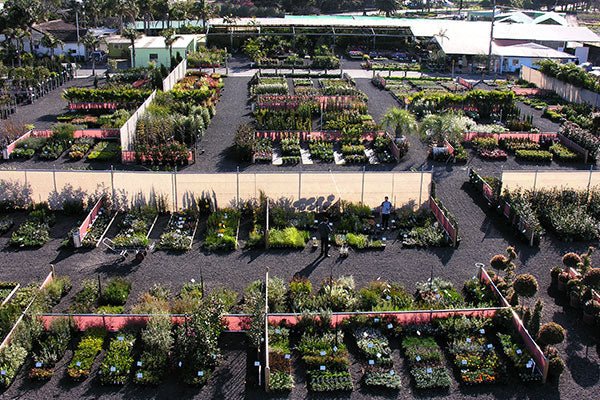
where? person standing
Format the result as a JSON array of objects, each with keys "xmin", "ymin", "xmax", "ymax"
[
  {"xmin": 380, "ymin": 196, "xmax": 392, "ymax": 230},
  {"xmin": 318, "ymin": 218, "xmax": 332, "ymax": 257}
]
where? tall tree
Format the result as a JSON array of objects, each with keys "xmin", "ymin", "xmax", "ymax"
[
  {"xmin": 40, "ymin": 33, "xmax": 64, "ymax": 60},
  {"xmin": 374, "ymin": 0, "xmax": 398, "ymax": 17},
  {"xmin": 110, "ymin": 0, "xmax": 139, "ymax": 34},
  {"xmin": 122, "ymin": 28, "xmax": 141, "ymax": 68},
  {"xmin": 78, "ymin": 32, "xmax": 104, "ymax": 76},
  {"xmin": 137, "ymin": 0, "xmax": 154, "ymax": 35},
  {"xmin": 160, "ymin": 28, "xmax": 181, "ymax": 67},
  {"xmin": 4, "ymin": 0, "xmax": 44, "ymax": 58}
]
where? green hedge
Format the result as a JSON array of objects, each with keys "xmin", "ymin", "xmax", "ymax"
[{"xmin": 515, "ymin": 149, "xmax": 553, "ymax": 162}]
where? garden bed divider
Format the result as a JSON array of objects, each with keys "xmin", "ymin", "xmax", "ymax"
[
  {"xmin": 0, "ymin": 284, "xmax": 20, "ymax": 307},
  {"xmin": 2, "ymin": 129, "xmax": 32, "ymax": 159},
  {"xmin": 162, "ymin": 59, "xmax": 188, "ymax": 92},
  {"xmin": 264, "ymin": 268, "xmax": 270, "ymax": 390},
  {"xmin": 387, "ymin": 132, "xmax": 401, "ymax": 162},
  {"xmin": 0, "ymin": 266, "xmax": 55, "ymax": 351},
  {"xmin": 429, "ymin": 196, "xmax": 458, "ymax": 246},
  {"xmin": 557, "ymin": 133, "xmax": 589, "ymax": 163},
  {"xmin": 478, "ymin": 265, "xmax": 549, "ymax": 382},
  {"xmin": 96, "ymin": 210, "xmax": 119, "ymax": 248},
  {"xmin": 73, "ymin": 196, "xmax": 106, "ymax": 248},
  {"xmin": 38, "ymin": 313, "xmax": 252, "ymax": 332},
  {"xmin": 457, "ymin": 77, "xmax": 472, "ymax": 90},
  {"xmin": 119, "ymin": 89, "xmax": 157, "ymax": 159}
]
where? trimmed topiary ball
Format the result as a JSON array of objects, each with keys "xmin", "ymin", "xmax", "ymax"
[
  {"xmin": 562, "ymin": 252, "xmax": 582, "ymax": 270},
  {"xmin": 548, "ymin": 356, "xmax": 565, "ymax": 378},
  {"xmin": 583, "ymin": 268, "xmax": 600, "ymax": 289},
  {"xmin": 513, "ymin": 274, "xmax": 539, "ymax": 298},
  {"xmin": 538, "ymin": 322, "xmax": 566, "ymax": 346},
  {"xmin": 490, "ymin": 254, "xmax": 508, "ymax": 271}
]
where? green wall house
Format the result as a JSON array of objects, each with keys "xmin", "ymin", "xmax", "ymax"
[
  {"xmin": 129, "ymin": 34, "xmax": 200, "ymax": 68},
  {"xmin": 106, "ymin": 36, "xmax": 131, "ymax": 59}
]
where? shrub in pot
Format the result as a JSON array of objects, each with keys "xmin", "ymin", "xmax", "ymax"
[
  {"xmin": 583, "ymin": 268, "xmax": 600, "ymax": 290},
  {"xmin": 557, "ymin": 272, "xmax": 570, "ymax": 293},
  {"xmin": 550, "ymin": 266, "xmax": 562, "ymax": 288},
  {"xmin": 583, "ymin": 300, "xmax": 600, "ymax": 325},
  {"xmin": 567, "ymin": 279, "xmax": 584, "ymax": 309},
  {"xmin": 544, "ymin": 346, "xmax": 565, "ymax": 379},
  {"xmin": 537, "ymin": 322, "xmax": 566, "ymax": 347}
]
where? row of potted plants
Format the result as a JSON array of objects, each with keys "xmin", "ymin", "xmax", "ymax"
[
  {"xmin": 112, "ymin": 206, "xmax": 158, "ymax": 248},
  {"xmin": 157, "ymin": 211, "xmax": 198, "ymax": 251},
  {"xmin": 9, "ymin": 203, "xmax": 54, "ymax": 247}
]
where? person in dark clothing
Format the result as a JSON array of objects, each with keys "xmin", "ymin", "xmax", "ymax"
[
  {"xmin": 380, "ymin": 196, "xmax": 392, "ymax": 230},
  {"xmin": 318, "ymin": 218, "xmax": 332, "ymax": 257}
]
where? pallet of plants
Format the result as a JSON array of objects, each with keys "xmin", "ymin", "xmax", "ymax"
[
  {"xmin": 133, "ymin": 314, "xmax": 173, "ymax": 385},
  {"xmin": 502, "ymin": 187, "xmax": 600, "ymax": 242},
  {"xmin": 111, "ymin": 206, "xmax": 158, "ymax": 249},
  {"xmin": 441, "ymin": 318, "xmax": 505, "ymax": 386},
  {"xmin": 203, "ymin": 208, "xmax": 240, "ymax": 251},
  {"xmin": 252, "ymin": 138, "xmax": 273, "ymax": 163},
  {"xmin": 63, "ymin": 87, "xmax": 153, "ymax": 109},
  {"xmin": 344, "ymin": 316, "xmax": 402, "ymax": 390},
  {"xmin": 9, "ymin": 203, "xmax": 54, "ymax": 248},
  {"xmin": 173, "ymin": 300, "xmax": 227, "ymax": 385},
  {"xmin": 414, "ymin": 278, "xmax": 465, "ymax": 310},
  {"xmin": 96, "ymin": 278, "xmax": 132, "ymax": 314},
  {"xmin": 67, "ymin": 327, "xmax": 107, "ymax": 381},
  {"xmin": 395, "ymin": 209, "xmax": 454, "ymax": 248},
  {"xmin": 87, "ymin": 141, "xmax": 121, "ymax": 161},
  {"xmin": 267, "ymin": 324, "xmax": 294, "ymax": 391},
  {"xmin": 308, "ymin": 139, "xmax": 334, "ymax": 162},
  {"xmin": 158, "ymin": 210, "xmax": 199, "ymax": 251},
  {"xmin": 81, "ymin": 206, "xmax": 116, "ymax": 248},
  {"xmin": 293, "ymin": 78, "xmax": 313, "ymax": 87},
  {"xmin": 401, "ymin": 330, "xmax": 452, "ymax": 390},
  {"xmin": 319, "ymin": 79, "xmax": 364, "ymax": 99},
  {"xmin": 471, "ymin": 137, "xmax": 508, "ymax": 160},
  {"xmin": 549, "ymin": 142, "xmax": 581, "ymax": 162},
  {"xmin": 9, "ymin": 136, "xmax": 47, "ymax": 159},
  {"xmin": 67, "ymin": 137, "xmax": 96, "ymax": 160},
  {"xmin": 29, "ymin": 318, "xmax": 71, "ymax": 380},
  {"xmin": 280, "ymin": 137, "xmax": 301, "ymax": 164},
  {"xmin": 250, "ymin": 76, "xmax": 289, "ymax": 97},
  {"xmin": 247, "ymin": 202, "xmax": 313, "ymax": 249},
  {"xmin": 0, "ymin": 282, "xmax": 19, "ymax": 305},
  {"xmin": 98, "ymin": 332, "xmax": 136, "ymax": 385},
  {"xmin": 296, "ymin": 316, "xmax": 353, "ymax": 392},
  {"xmin": 497, "ymin": 332, "xmax": 543, "ymax": 383},
  {"xmin": 515, "ymin": 149, "xmax": 553, "ymax": 162},
  {"xmin": 341, "ymin": 141, "xmax": 369, "ymax": 164},
  {"xmin": 373, "ymin": 135, "xmax": 404, "ymax": 163},
  {"xmin": 335, "ymin": 232, "xmax": 384, "ymax": 250}
]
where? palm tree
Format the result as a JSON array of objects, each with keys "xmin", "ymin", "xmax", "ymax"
[
  {"xmin": 110, "ymin": 0, "xmax": 138, "ymax": 34},
  {"xmin": 40, "ymin": 33, "xmax": 64, "ymax": 60},
  {"xmin": 374, "ymin": 0, "xmax": 398, "ymax": 17},
  {"xmin": 13, "ymin": 28, "xmax": 30, "ymax": 68},
  {"xmin": 419, "ymin": 112, "xmax": 468, "ymax": 147},
  {"xmin": 78, "ymin": 32, "xmax": 105, "ymax": 76},
  {"xmin": 122, "ymin": 28, "xmax": 141, "ymax": 68},
  {"xmin": 160, "ymin": 28, "xmax": 181, "ymax": 67},
  {"xmin": 381, "ymin": 108, "xmax": 417, "ymax": 138}
]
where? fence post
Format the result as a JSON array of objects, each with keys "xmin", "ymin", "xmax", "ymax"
[
  {"xmin": 237, "ymin": 166, "xmax": 240, "ymax": 208},
  {"xmin": 298, "ymin": 167, "xmax": 302, "ymax": 202},
  {"xmin": 587, "ymin": 165, "xmax": 593, "ymax": 196},
  {"xmin": 361, "ymin": 166, "xmax": 365, "ymax": 205},
  {"xmin": 264, "ymin": 266, "xmax": 270, "ymax": 391},
  {"xmin": 533, "ymin": 167, "xmax": 539, "ymax": 192},
  {"xmin": 265, "ymin": 197, "xmax": 270, "ymax": 249},
  {"xmin": 110, "ymin": 165, "xmax": 115, "ymax": 202},
  {"xmin": 52, "ymin": 165, "xmax": 57, "ymax": 193},
  {"xmin": 174, "ymin": 166, "xmax": 178, "ymax": 211},
  {"xmin": 418, "ymin": 167, "xmax": 425, "ymax": 206}
]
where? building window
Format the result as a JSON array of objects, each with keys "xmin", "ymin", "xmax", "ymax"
[
  {"xmin": 512, "ymin": 59, "xmax": 519, "ymax": 66},
  {"xmin": 149, "ymin": 53, "xmax": 158, "ymax": 61}
]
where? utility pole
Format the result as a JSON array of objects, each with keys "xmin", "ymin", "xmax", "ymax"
[{"xmin": 487, "ymin": 0, "xmax": 497, "ymax": 75}]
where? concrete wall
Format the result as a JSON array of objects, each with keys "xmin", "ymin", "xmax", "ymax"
[{"xmin": 520, "ymin": 65, "xmax": 600, "ymax": 107}]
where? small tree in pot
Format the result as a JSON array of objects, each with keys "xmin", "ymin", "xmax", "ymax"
[{"xmin": 583, "ymin": 300, "xmax": 600, "ymax": 326}]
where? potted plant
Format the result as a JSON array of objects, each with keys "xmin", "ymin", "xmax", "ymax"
[
  {"xmin": 583, "ymin": 300, "xmax": 600, "ymax": 326},
  {"xmin": 551, "ymin": 266, "xmax": 562, "ymax": 289},
  {"xmin": 557, "ymin": 272, "xmax": 570, "ymax": 293},
  {"xmin": 567, "ymin": 279, "xmax": 584, "ymax": 309}
]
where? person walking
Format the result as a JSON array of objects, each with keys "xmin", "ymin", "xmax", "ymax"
[
  {"xmin": 318, "ymin": 218, "xmax": 332, "ymax": 257},
  {"xmin": 380, "ymin": 196, "xmax": 392, "ymax": 230}
]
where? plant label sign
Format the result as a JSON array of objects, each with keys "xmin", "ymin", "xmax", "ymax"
[
  {"xmin": 254, "ymin": 361, "xmax": 260, "ymax": 367},
  {"xmin": 198, "ymin": 371, "xmax": 204, "ymax": 376},
  {"xmin": 35, "ymin": 362, "xmax": 42, "ymax": 368},
  {"xmin": 137, "ymin": 361, "xmax": 142, "ymax": 367},
  {"xmin": 320, "ymin": 351, "xmax": 326, "ymax": 356},
  {"xmin": 333, "ymin": 346, "xmax": 338, "ymax": 352},
  {"xmin": 0, "ymin": 371, "xmax": 5, "ymax": 375},
  {"xmin": 369, "ymin": 360, "xmax": 374, "ymax": 365},
  {"xmin": 466, "ymin": 338, "xmax": 471, "ymax": 343},
  {"xmin": 480, "ymin": 329, "xmax": 485, "ymax": 334},
  {"xmin": 386, "ymin": 295, "xmax": 391, "ymax": 300},
  {"xmin": 426, "ymin": 368, "xmax": 432, "ymax": 374},
  {"xmin": 462, "ymin": 360, "xmax": 467, "ymax": 365},
  {"xmin": 374, "ymin": 318, "xmax": 379, "ymax": 323},
  {"xmin": 320, "ymin": 366, "xmax": 326, "ymax": 371},
  {"xmin": 178, "ymin": 361, "xmax": 182, "ymax": 367},
  {"xmin": 118, "ymin": 336, "xmax": 124, "ymax": 341},
  {"xmin": 137, "ymin": 373, "xmax": 142, "ymax": 378},
  {"xmin": 516, "ymin": 349, "xmax": 522, "ymax": 354},
  {"xmin": 110, "ymin": 367, "xmax": 116, "ymax": 372},
  {"xmin": 390, "ymin": 370, "xmax": 395, "ymax": 376},
  {"xmin": 487, "ymin": 344, "xmax": 493, "ymax": 349},
  {"xmin": 76, "ymin": 362, "xmax": 81, "ymax": 367},
  {"xmin": 275, "ymin": 329, "xmax": 280, "ymax": 334},
  {"xmin": 416, "ymin": 356, "xmax": 421, "ymax": 361},
  {"xmin": 285, "ymin": 354, "xmax": 290, "ymax": 359},
  {"xmin": 368, "ymin": 343, "xmax": 373, "ymax": 348}
]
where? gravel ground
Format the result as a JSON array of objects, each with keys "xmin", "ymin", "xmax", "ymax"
[{"xmin": 0, "ymin": 72, "xmax": 599, "ymax": 400}]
